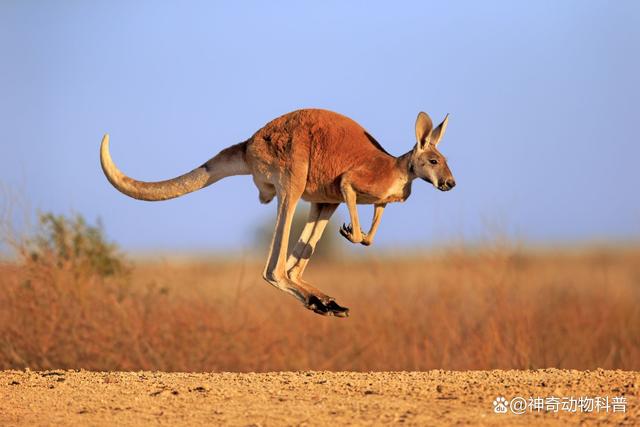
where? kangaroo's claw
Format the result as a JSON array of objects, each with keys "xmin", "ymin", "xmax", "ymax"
[{"xmin": 339, "ymin": 223, "xmax": 364, "ymax": 244}]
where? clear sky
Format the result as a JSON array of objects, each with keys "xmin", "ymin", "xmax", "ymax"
[{"xmin": 1, "ymin": 1, "xmax": 638, "ymax": 252}]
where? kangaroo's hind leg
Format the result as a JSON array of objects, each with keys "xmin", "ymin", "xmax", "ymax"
[
  {"xmin": 262, "ymin": 190, "xmax": 306, "ymax": 300},
  {"xmin": 285, "ymin": 202, "xmax": 323, "ymax": 275},
  {"xmin": 286, "ymin": 202, "xmax": 348, "ymax": 317},
  {"xmin": 261, "ymin": 185, "xmax": 335, "ymax": 315},
  {"xmin": 287, "ymin": 203, "xmax": 339, "ymax": 280}
]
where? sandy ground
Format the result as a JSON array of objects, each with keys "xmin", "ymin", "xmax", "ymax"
[{"xmin": 0, "ymin": 369, "xmax": 637, "ymax": 426}]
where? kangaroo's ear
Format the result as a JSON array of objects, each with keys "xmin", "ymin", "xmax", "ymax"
[
  {"xmin": 430, "ymin": 114, "xmax": 450, "ymax": 147},
  {"xmin": 415, "ymin": 112, "xmax": 433, "ymax": 150}
]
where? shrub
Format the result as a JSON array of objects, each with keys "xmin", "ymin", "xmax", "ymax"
[{"xmin": 26, "ymin": 212, "xmax": 128, "ymax": 278}]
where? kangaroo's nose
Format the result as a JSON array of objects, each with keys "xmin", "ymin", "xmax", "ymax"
[{"xmin": 446, "ymin": 179, "xmax": 456, "ymax": 189}]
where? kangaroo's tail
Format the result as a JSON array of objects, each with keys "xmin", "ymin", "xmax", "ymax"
[{"xmin": 100, "ymin": 134, "xmax": 249, "ymax": 201}]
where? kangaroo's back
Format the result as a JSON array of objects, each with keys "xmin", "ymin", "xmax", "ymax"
[{"xmin": 245, "ymin": 109, "xmax": 396, "ymax": 201}]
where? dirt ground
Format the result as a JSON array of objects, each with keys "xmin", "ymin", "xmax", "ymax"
[{"xmin": 0, "ymin": 369, "xmax": 637, "ymax": 426}]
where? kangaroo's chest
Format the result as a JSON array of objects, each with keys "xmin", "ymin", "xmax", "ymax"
[
  {"xmin": 302, "ymin": 175, "xmax": 411, "ymax": 205},
  {"xmin": 350, "ymin": 174, "xmax": 412, "ymax": 204},
  {"xmin": 371, "ymin": 177, "xmax": 412, "ymax": 203}
]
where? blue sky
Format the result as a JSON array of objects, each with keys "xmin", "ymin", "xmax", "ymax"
[{"xmin": 1, "ymin": 1, "xmax": 638, "ymax": 252}]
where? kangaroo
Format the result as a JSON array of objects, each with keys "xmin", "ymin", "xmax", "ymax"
[{"xmin": 100, "ymin": 109, "xmax": 455, "ymax": 317}]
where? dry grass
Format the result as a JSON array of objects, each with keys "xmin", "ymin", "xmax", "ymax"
[{"xmin": 1, "ymin": 241, "xmax": 639, "ymax": 372}]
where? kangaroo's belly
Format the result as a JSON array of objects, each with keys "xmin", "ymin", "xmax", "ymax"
[
  {"xmin": 301, "ymin": 190, "xmax": 380, "ymax": 205},
  {"xmin": 301, "ymin": 183, "xmax": 344, "ymax": 203},
  {"xmin": 302, "ymin": 181, "xmax": 410, "ymax": 205}
]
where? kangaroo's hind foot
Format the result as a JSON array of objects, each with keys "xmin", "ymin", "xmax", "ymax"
[{"xmin": 295, "ymin": 278, "xmax": 349, "ymax": 317}]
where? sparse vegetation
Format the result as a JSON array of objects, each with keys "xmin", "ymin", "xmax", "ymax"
[
  {"xmin": 26, "ymin": 212, "xmax": 129, "ymax": 278},
  {"xmin": 0, "ymin": 212, "xmax": 638, "ymax": 372}
]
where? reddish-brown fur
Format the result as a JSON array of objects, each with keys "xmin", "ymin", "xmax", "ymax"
[
  {"xmin": 245, "ymin": 109, "xmax": 406, "ymax": 204},
  {"xmin": 100, "ymin": 108, "xmax": 455, "ymax": 317}
]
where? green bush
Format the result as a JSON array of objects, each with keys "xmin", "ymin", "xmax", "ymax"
[{"xmin": 27, "ymin": 212, "xmax": 128, "ymax": 278}]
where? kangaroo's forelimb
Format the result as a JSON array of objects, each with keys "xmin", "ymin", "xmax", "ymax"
[
  {"xmin": 361, "ymin": 203, "xmax": 386, "ymax": 246},
  {"xmin": 339, "ymin": 179, "xmax": 365, "ymax": 244}
]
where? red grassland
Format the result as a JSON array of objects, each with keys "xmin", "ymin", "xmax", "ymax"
[{"xmin": 1, "ymin": 244, "xmax": 638, "ymax": 372}]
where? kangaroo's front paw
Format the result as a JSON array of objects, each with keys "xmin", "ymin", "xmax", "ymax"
[
  {"xmin": 339, "ymin": 223, "xmax": 363, "ymax": 244},
  {"xmin": 360, "ymin": 235, "xmax": 373, "ymax": 246}
]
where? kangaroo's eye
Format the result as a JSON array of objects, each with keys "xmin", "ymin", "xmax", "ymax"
[{"xmin": 429, "ymin": 159, "xmax": 439, "ymax": 165}]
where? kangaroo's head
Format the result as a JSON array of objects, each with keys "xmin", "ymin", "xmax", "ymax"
[{"xmin": 410, "ymin": 112, "xmax": 455, "ymax": 191}]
